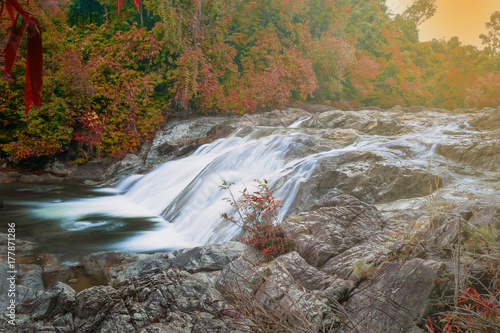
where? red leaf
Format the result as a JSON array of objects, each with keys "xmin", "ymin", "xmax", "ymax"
[
  {"xmin": 5, "ymin": 0, "xmax": 35, "ymax": 25},
  {"xmin": 5, "ymin": 3, "xmax": 15, "ymax": 23},
  {"xmin": 117, "ymin": 0, "xmax": 122, "ymax": 12},
  {"xmin": 24, "ymin": 60, "xmax": 33, "ymax": 114},
  {"xmin": 25, "ymin": 17, "xmax": 43, "ymax": 113},
  {"xmin": 134, "ymin": 0, "xmax": 140, "ymax": 10},
  {"xmin": 3, "ymin": 16, "xmax": 28, "ymax": 74}
]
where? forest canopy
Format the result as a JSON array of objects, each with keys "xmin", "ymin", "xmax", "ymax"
[{"xmin": 1, "ymin": 0, "xmax": 499, "ymax": 162}]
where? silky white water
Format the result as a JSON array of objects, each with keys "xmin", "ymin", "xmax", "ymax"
[
  {"xmin": 23, "ymin": 110, "xmax": 499, "ymax": 255},
  {"xmin": 30, "ymin": 127, "xmax": 321, "ymax": 252}
]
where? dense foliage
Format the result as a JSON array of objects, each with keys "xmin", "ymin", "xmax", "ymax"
[
  {"xmin": 1, "ymin": 0, "xmax": 499, "ymax": 161},
  {"xmin": 220, "ymin": 179, "xmax": 291, "ymax": 261}
]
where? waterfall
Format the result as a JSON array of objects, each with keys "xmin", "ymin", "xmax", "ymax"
[
  {"xmin": 32, "ymin": 128, "xmax": 319, "ymax": 252},
  {"xmin": 27, "ymin": 109, "xmax": 495, "ymax": 256}
]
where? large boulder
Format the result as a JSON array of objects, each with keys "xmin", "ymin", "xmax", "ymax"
[
  {"xmin": 216, "ymin": 249, "xmax": 353, "ymax": 331},
  {"xmin": 435, "ymin": 130, "xmax": 500, "ymax": 172},
  {"xmin": 283, "ymin": 195, "xmax": 389, "ymax": 279},
  {"xmin": 345, "ymin": 258, "xmax": 454, "ymax": 332},
  {"xmin": 469, "ymin": 106, "xmax": 500, "ymax": 131}
]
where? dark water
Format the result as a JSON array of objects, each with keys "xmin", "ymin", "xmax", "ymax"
[{"xmin": 0, "ymin": 181, "xmax": 160, "ymax": 262}]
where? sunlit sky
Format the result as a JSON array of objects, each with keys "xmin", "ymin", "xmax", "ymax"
[{"xmin": 386, "ymin": 0, "xmax": 499, "ymax": 48}]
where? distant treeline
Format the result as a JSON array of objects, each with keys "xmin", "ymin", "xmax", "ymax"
[{"xmin": 1, "ymin": 0, "xmax": 499, "ymax": 161}]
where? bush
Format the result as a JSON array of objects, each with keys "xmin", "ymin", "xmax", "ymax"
[{"xmin": 220, "ymin": 179, "xmax": 292, "ymax": 262}]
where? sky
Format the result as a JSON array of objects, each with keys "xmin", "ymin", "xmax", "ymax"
[{"xmin": 386, "ymin": 0, "xmax": 499, "ymax": 48}]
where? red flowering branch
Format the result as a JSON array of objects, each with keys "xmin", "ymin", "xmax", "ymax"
[{"xmin": 220, "ymin": 179, "xmax": 292, "ymax": 262}]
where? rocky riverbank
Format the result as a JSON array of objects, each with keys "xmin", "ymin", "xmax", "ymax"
[
  {"xmin": 1, "ymin": 193, "xmax": 498, "ymax": 332},
  {"xmin": 1, "ymin": 105, "xmax": 499, "ymax": 331}
]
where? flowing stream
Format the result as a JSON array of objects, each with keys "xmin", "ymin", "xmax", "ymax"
[{"xmin": 1, "ymin": 109, "xmax": 499, "ymax": 261}]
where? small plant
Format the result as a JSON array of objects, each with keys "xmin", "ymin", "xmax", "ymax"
[
  {"xmin": 108, "ymin": 279, "xmax": 120, "ymax": 288},
  {"xmin": 353, "ymin": 259, "xmax": 373, "ymax": 279},
  {"xmin": 427, "ymin": 222, "xmax": 500, "ymax": 333},
  {"xmin": 426, "ymin": 165, "xmax": 457, "ymax": 222},
  {"xmin": 220, "ymin": 179, "xmax": 292, "ymax": 262}
]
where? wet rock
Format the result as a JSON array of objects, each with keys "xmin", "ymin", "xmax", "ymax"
[
  {"xmin": 290, "ymin": 102, "xmax": 336, "ymax": 113},
  {"xmin": 105, "ymin": 153, "xmax": 143, "ymax": 181},
  {"xmin": 0, "ymin": 233, "xmax": 35, "ymax": 253},
  {"xmin": 435, "ymin": 130, "xmax": 500, "ymax": 171},
  {"xmin": 320, "ymin": 128, "xmax": 359, "ymax": 146},
  {"xmin": 345, "ymin": 259, "xmax": 454, "ymax": 332},
  {"xmin": 283, "ymin": 195, "xmax": 389, "ymax": 279},
  {"xmin": 291, "ymin": 150, "xmax": 442, "ymax": 209},
  {"xmin": 470, "ymin": 106, "xmax": 500, "ymax": 130},
  {"xmin": 308, "ymin": 110, "xmax": 378, "ymax": 131}
]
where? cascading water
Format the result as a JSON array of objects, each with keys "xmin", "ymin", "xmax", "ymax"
[
  {"xmin": 6, "ymin": 108, "xmax": 498, "ymax": 259},
  {"xmin": 29, "ymin": 125, "xmax": 321, "ymax": 253}
]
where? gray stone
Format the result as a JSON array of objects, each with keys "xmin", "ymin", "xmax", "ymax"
[
  {"xmin": 283, "ymin": 195, "xmax": 388, "ymax": 278},
  {"xmin": 345, "ymin": 259, "xmax": 454, "ymax": 332},
  {"xmin": 19, "ymin": 282, "xmax": 76, "ymax": 321},
  {"xmin": 169, "ymin": 241, "xmax": 247, "ymax": 273},
  {"xmin": 17, "ymin": 265, "xmax": 45, "ymax": 304}
]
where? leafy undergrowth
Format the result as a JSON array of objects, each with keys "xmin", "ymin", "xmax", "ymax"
[
  {"xmin": 220, "ymin": 179, "xmax": 292, "ymax": 262},
  {"xmin": 426, "ymin": 223, "xmax": 500, "ymax": 333}
]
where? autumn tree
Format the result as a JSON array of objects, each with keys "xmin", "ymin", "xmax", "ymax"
[
  {"xmin": 403, "ymin": 0, "xmax": 437, "ymax": 26},
  {"xmin": 480, "ymin": 11, "xmax": 500, "ymax": 52}
]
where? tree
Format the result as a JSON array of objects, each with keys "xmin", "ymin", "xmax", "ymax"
[
  {"xmin": 1, "ymin": 0, "xmax": 43, "ymax": 114},
  {"xmin": 403, "ymin": 0, "xmax": 437, "ymax": 26},
  {"xmin": 1, "ymin": 0, "xmax": 140, "ymax": 114},
  {"xmin": 480, "ymin": 11, "xmax": 500, "ymax": 52}
]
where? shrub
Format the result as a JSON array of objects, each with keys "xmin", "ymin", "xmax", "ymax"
[
  {"xmin": 353, "ymin": 259, "xmax": 373, "ymax": 280},
  {"xmin": 220, "ymin": 179, "xmax": 292, "ymax": 262}
]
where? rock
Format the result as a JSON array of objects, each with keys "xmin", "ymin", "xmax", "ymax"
[
  {"xmin": 469, "ymin": 205, "xmax": 500, "ymax": 227},
  {"xmin": 290, "ymin": 102, "xmax": 336, "ymax": 113},
  {"xmin": 470, "ymin": 106, "xmax": 500, "ymax": 130},
  {"xmin": 320, "ymin": 128, "xmax": 359, "ymax": 146},
  {"xmin": 0, "ymin": 233, "xmax": 35, "ymax": 253},
  {"xmin": 105, "ymin": 154, "xmax": 143, "ymax": 181},
  {"xmin": 216, "ymin": 251, "xmax": 351, "ymax": 331},
  {"xmin": 73, "ymin": 159, "xmax": 108, "ymax": 180},
  {"xmin": 0, "ymin": 172, "xmax": 16, "ymax": 183},
  {"xmin": 405, "ymin": 105, "xmax": 426, "ymax": 113},
  {"xmin": 283, "ymin": 195, "xmax": 389, "ymax": 279},
  {"xmin": 435, "ymin": 130, "xmax": 500, "ymax": 171},
  {"xmin": 17, "ymin": 265, "xmax": 45, "ymax": 304},
  {"xmin": 18, "ymin": 282, "xmax": 76, "ymax": 322},
  {"xmin": 82, "ymin": 251, "xmax": 152, "ymax": 282},
  {"xmin": 345, "ymin": 259, "xmax": 454, "ymax": 332},
  {"xmin": 19, "ymin": 174, "xmax": 41, "ymax": 183},
  {"xmin": 215, "ymin": 247, "xmax": 267, "ymax": 296},
  {"xmin": 169, "ymin": 241, "xmax": 248, "ymax": 273},
  {"xmin": 289, "ymin": 150, "xmax": 442, "ymax": 210},
  {"xmin": 70, "ymin": 268, "xmax": 239, "ymax": 332},
  {"xmin": 44, "ymin": 160, "xmax": 76, "ymax": 176},
  {"xmin": 308, "ymin": 110, "xmax": 378, "ymax": 131}
]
